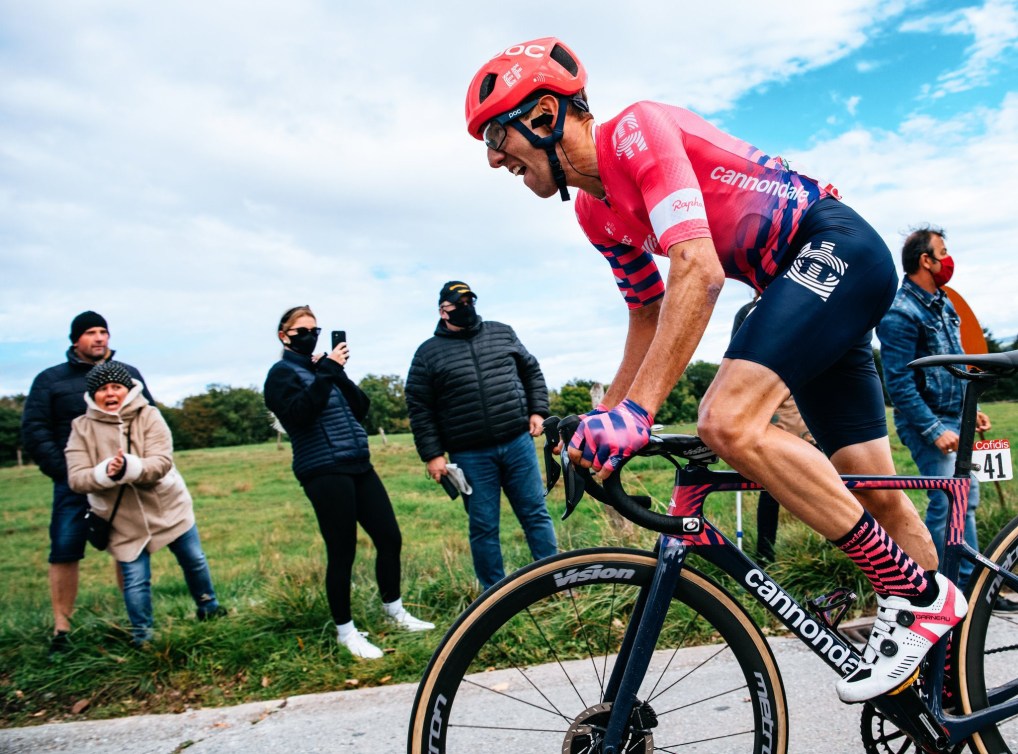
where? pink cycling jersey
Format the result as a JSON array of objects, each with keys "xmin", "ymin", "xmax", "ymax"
[{"xmin": 575, "ymin": 101, "xmax": 838, "ymax": 308}]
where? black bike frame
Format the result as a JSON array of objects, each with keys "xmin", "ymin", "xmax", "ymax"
[{"xmin": 596, "ymin": 375, "xmax": 1018, "ymax": 753}]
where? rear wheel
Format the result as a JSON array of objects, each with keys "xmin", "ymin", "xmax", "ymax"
[
  {"xmin": 957, "ymin": 515, "xmax": 1018, "ymax": 753},
  {"xmin": 407, "ymin": 548, "xmax": 788, "ymax": 753}
]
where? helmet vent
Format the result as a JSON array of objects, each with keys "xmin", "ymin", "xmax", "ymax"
[
  {"xmin": 478, "ymin": 73, "xmax": 497, "ymax": 102},
  {"xmin": 550, "ymin": 45, "xmax": 578, "ymax": 76}
]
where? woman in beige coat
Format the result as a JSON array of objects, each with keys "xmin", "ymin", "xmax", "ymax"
[{"xmin": 65, "ymin": 361, "xmax": 222, "ymax": 645}]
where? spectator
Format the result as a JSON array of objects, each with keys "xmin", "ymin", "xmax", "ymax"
[
  {"xmin": 21, "ymin": 311, "xmax": 153, "ymax": 653},
  {"xmin": 731, "ymin": 295, "xmax": 815, "ymax": 565},
  {"xmin": 65, "ymin": 361, "xmax": 223, "ymax": 646},
  {"xmin": 406, "ymin": 281, "xmax": 558, "ymax": 591},
  {"xmin": 264, "ymin": 306, "xmax": 433, "ymax": 660},
  {"xmin": 877, "ymin": 225, "xmax": 999, "ymax": 596}
]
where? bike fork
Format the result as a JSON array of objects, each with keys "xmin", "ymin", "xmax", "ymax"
[{"xmin": 601, "ymin": 535, "xmax": 689, "ymax": 754}]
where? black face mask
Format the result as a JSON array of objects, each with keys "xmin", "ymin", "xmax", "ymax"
[
  {"xmin": 285, "ymin": 331, "xmax": 319, "ymax": 356},
  {"xmin": 447, "ymin": 302, "xmax": 478, "ymax": 329}
]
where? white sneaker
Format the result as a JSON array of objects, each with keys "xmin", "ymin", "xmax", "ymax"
[
  {"xmin": 387, "ymin": 608, "xmax": 435, "ymax": 632},
  {"xmin": 340, "ymin": 630, "xmax": 383, "ymax": 659},
  {"xmin": 836, "ymin": 573, "xmax": 967, "ymax": 703}
]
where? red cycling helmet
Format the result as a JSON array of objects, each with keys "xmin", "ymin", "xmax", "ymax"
[{"xmin": 465, "ymin": 37, "xmax": 588, "ymax": 139}]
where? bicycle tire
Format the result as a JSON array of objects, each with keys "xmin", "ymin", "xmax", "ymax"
[
  {"xmin": 407, "ymin": 548, "xmax": 788, "ymax": 753},
  {"xmin": 957, "ymin": 514, "xmax": 1018, "ymax": 753}
]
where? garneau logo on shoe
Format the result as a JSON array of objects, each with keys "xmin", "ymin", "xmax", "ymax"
[
  {"xmin": 554, "ymin": 564, "xmax": 636, "ymax": 587},
  {"xmin": 745, "ymin": 569, "xmax": 859, "ymax": 673}
]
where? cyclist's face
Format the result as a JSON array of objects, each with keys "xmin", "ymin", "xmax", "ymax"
[{"xmin": 485, "ymin": 103, "xmax": 560, "ymax": 199}]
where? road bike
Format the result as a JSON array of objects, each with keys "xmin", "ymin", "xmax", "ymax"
[{"xmin": 407, "ymin": 350, "xmax": 1018, "ymax": 753}]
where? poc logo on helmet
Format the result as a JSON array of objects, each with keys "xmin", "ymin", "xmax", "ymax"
[{"xmin": 495, "ymin": 44, "xmax": 546, "ymax": 59}]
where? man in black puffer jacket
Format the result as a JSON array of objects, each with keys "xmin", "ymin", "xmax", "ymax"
[
  {"xmin": 21, "ymin": 311, "xmax": 153, "ymax": 652},
  {"xmin": 406, "ymin": 281, "xmax": 558, "ymax": 591}
]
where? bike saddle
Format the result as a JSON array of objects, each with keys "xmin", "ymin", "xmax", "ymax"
[{"xmin": 909, "ymin": 349, "xmax": 1018, "ymax": 375}]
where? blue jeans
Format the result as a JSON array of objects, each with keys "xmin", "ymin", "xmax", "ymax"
[
  {"xmin": 118, "ymin": 524, "xmax": 219, "ymax": 644},
  {"xmin": 450, "ymin": 431, "xmax": 558, "ymax": 590},
  {"xmin": 49, "ymin": 481, "xmax": 88, "ymax": 563},
  {"xmin": 896, "ymin": 419, "xmax": 979, "ymax": 586}
]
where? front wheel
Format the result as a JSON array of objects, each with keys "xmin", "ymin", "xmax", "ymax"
[
  {"xmin": 407, "ymin": 547, "xmax": 788, "ymax": 753},
  {"xmin": 957, "ymin": 515, "xmax": 1018, "ymax": 753}
]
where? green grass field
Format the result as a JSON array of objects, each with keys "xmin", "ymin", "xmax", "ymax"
[{"xmin": 2, "ymin": 406, "xmax": 1016, "ymax": 727}]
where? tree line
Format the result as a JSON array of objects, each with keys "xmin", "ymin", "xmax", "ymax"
[{"xmin": 2, "ymin": 330, "xmax": 1017, "ymax": 463}]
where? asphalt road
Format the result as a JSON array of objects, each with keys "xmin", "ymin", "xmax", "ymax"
[{"xmin": 1, "ymin": 637, "xmax": 873, "ymax": 754}]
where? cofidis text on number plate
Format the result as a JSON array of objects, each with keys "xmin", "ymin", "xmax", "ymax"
[{"xmin": 973, "ymin": 438, "xmax": 1013, "ymax": 482}]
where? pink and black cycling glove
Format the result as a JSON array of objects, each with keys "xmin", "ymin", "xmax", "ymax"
[{"xmin": 568, "ymin": 398, "xmax": 653, "ymax": 475}]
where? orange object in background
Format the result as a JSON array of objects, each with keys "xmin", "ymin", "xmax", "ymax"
[{"xmin": 943, "ymin": 285, "xmax": 988, "ymax": 355}]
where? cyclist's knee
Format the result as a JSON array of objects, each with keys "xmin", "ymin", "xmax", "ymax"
[{"xmin": 697, "ymin": 413, "xmax": 764, "ymax": 462}]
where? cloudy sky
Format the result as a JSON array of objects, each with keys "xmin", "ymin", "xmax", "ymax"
[{"xmin": 2, "ymin": 0, "xmax": 1017, "ymax": 404}]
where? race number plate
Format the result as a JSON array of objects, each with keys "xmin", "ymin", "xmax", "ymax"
[{"xmin": 972, "ymin": 438, "xmax": 1013, "ymax": 482}]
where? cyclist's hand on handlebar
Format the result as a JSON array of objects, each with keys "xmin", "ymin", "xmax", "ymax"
[
  {"xmin": 567, "ymin": 399, "xmax": 653, "ymax": 480},
  {"xmin": 551, "ymin": 403, "xmax": 610, "ymax": 453}
]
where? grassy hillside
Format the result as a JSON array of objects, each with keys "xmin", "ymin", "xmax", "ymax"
[{"xmin": 1, "ymin": 405, "xmax": 1016, "ymax": 726}]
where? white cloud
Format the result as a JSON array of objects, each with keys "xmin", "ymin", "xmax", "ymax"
[
  {"xmin": 2, "ymin": 0, "xmax": 1015, "ymax": 404},
  {"xmin": 790, "ymin": 92, "xmax": 1018, "ymax": 343},
  {"xmin": 902, "ymin": 0, "xmax": 1018, "ymax": 98}
]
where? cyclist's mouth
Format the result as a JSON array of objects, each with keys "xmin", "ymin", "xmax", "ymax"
[{"xmin": 511, "ymin": 165, "xmax": 526, "ymax": 177}]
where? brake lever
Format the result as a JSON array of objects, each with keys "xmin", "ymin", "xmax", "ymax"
[
  {"xmin": 542, "ymin": 416, "xmax": 562, "ymax": 496},
  {"xmin": 557, "ymin": 415, "xmax": 586, "ymax": 520}
]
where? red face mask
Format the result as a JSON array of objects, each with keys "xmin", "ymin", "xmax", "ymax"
[{"xmin": 931, "ymin": 254, "xmax": 955, "ymax": 287}]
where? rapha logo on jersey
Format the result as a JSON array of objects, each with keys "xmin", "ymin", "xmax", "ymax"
[
  {"xmin": 784, "ymin": 241, "xmax": 846, "ymax": 302},
  {"xmin": 613, "ymin": 113, "xmax": 647, "ymax": 158},
  {"xmin": 649, "ymin": 189, "xmax": 707, "ymax": 237},
  {"xmin": 553, "ymin": 563, "xmax": 636, "ymax": 587},
  {"xmin": 502, "ymin": 63, "xmax": 524, "ymax": 89}
]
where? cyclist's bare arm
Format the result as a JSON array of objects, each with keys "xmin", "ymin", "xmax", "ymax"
[
  {"xmin": 627, "ymin": 237, "xmax": 725, "ymax": 416},
  {"xmin": 600, "ymin": 302, "xmax": 659, "ymax": 408}
]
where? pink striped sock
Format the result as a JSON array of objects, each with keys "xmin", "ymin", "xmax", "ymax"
[{"xmin": 833, "ymin": 511, "xmax": 931, "ymax": 599}]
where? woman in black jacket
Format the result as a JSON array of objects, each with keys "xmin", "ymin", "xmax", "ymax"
[{"xmin": 264, "ymin": 306, "xmax": 432, "ymax": 659}]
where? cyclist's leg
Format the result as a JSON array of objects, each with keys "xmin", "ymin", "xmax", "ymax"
[
  {"xmin": 707, "ymin": 199, "xmax": 962, "ymax": 701},
  {"xmin": 407, "ymin": 548, "xmax": 787, "ymax": 754}
]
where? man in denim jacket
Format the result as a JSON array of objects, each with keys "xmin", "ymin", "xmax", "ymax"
[{"xmin": 877, "ymin": 225, "xmax": 990, "ymax": 588}]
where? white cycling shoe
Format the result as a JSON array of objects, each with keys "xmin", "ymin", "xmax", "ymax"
[
  {"xmin": 387, "ymin": 607, "xmax": 435, "ymax": 632},
  {"xmin": 341, "ymin": 630, "xmax": 384, "ymax": 660},
  {"xmin": 836, "ymin": 573, "xmax": 967, "ymax": 703}
]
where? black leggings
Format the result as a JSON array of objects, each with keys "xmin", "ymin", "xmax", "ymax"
[{"xmin": 301, "ymin": 469, "xmax": 402, "ymax": 625}]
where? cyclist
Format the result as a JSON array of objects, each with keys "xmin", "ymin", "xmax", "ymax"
[{"xmin": 465, "ymin": 37, "xmax": 966, "ymax": 703}]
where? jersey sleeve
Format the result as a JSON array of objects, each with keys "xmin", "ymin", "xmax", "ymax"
[
  {"xmin": 576, "ymin": 192, "xmax": 665, "ymax": 310},
  {"xmin": 610, "ymin": 102, "xmax": 712, "ymax": 251}
]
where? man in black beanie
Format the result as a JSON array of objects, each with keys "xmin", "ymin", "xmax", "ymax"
[{"xmin": 21, "ymin": 311, "xmax": 154, "ymax": 654}]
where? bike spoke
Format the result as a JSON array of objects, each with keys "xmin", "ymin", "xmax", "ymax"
[
  {"xmin": 462, "ymin": 675, "xmax": 571, "ymax": 723},
  {"xmin": 655, "ymin": 684, "xmax": 750, "ymax": 717}
]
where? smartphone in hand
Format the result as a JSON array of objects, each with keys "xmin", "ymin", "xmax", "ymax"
[{"xmin": 331, "ymin": 330, "xmax": 346, "ymax": 350}]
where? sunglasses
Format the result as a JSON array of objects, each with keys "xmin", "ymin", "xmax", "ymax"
[
  {"xmin": 482, "ymin": 97, "xmax": 541, "ymax": 151},
  {"xmin": 287, "ymin": 327, "xmax": 321, "ymax": 338}
]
